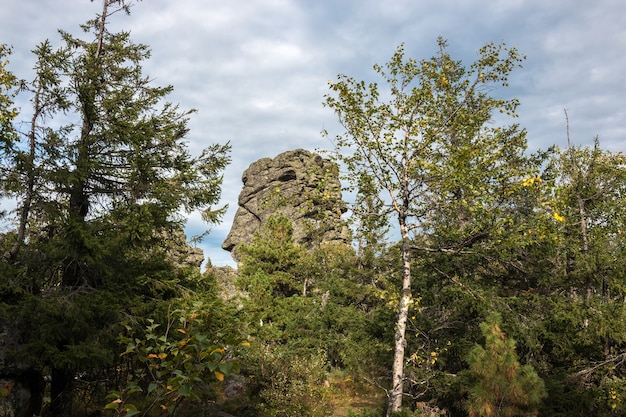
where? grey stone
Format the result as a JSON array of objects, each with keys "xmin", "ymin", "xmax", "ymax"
[
  {"xmin": 163, "ymin": 227, "xmax": 205, "ymax": 270},
  {"xmin": 211, "ymin": 265, "xmax": 244, "ymax": 302},
  {"xmin": 222, "ymin": 149, "xmax": 350, "ymax": 262}
]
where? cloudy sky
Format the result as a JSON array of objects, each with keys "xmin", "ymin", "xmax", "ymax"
[{"xmin": 2, "ymin": 0, "xmax": 625, "ymax": 267}]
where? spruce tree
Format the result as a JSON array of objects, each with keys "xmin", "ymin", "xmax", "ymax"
[{"xmin": 0, "ymin": 2, "xmax": 229, "ymax": 415}]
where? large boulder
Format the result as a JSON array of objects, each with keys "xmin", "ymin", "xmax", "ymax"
[{"xmin": 222, "ymin": 149, "xmax": 350, "ymax": 262}]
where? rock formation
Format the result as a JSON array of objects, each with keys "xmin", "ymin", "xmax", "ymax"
[
  {"xmin": 211, "ymin": 265, "xmax": 243, "ymax": 302},
  {"xmin": 163, "ymin": 228, "xmax": 205, "ymax": 270},
  {"xmin": 222, "ymin": 149, "xmax": 350, "ymax": 262}
]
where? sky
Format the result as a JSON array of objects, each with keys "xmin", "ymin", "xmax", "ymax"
[{"xmin": 1, "ymin": 0, "xmax": 625, "ymax": 267}]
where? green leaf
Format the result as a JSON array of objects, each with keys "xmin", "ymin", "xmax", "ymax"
[
  {"xmin": 104, "ymin": 400, "xmax": 120, "ymax": 410},
  {"xmin": 218, "ymin": 361, "xmax": 234, "ymax": 375},
  {"xmin": 178, "ymin": 384, "xmax": 192, "ymax": 397},
  {"xmin": 147, "ymin": 382, "xmax": 158, "ymax": 393}
]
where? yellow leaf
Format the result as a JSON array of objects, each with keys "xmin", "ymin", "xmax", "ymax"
[
  {"xmin": 214, "ymin": 371, "xmax": 225, "ymax": 381},
  {"xmin": 241, "ymin": 341, "xmax": 251, "ymax": 347},
  {"xmin": 553, "ymin": 212, "xmax": 565, "ymax": 222},
  {"xmin": 158, "ymin": 352, "xmax": 167, "ymax": 360}
]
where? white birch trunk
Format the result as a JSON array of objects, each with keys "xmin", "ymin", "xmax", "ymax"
[{"xmin": 387, "ymin": 220, "xmax": 412, "ymax": 416}]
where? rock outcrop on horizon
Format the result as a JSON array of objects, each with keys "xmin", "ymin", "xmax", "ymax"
[
  {"xmin": 222, "ymin": 149, "xmax": 350, "ymax": 262},
  {"xmin": 164, "ymin": 228, "xmax": 204, "ymax": 270}
]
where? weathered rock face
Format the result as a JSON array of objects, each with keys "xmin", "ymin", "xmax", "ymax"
[
  {"xmin": 211, "ymin": 265, "xmax": 243, "ymax": 302},
  {"xmin": 222, "ymin": 149, "xmax": 350, "ymax": 262},
  {"xmin": 163, "ymin": 228, "xmax": 205, "ymax": 270}
]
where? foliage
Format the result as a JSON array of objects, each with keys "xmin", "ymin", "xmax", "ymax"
[
  {"xmin": 0, "ymin": 44, "xmax": 19, "ymax": 176},
  {"xmin": 105, "ymin": 300, "xmax": 246, "ymax": 416},
  {"xmin": 346, "ymin": 408, "xmax": 384, "ymax": 417},
  {"xmin": 235, "ymin": 215, "xmax": 390, "ymax": 414},
  {"xmin": 545, "ymin": 136, "xmax": 626, "ymax": 297},
  {"xmin": 464, "ymin": 315, "xmax": 546, "ymax": 417},
  {"xmin": 0, "ymin": 2, "xmax": 230, "ymax": 416},
  {"xmin": 324, "ymin": 37, "xmax": 536, "ymax": 415},
  {"xmin": 242, "ymin": 345, "xmax": 332, "ymax": 417},
  {"xmin": 236, "ymin": 215, "xmax": 307, "ymax": 302},
  {"xmin": 530, "ymin": 138, "xmax": 626, "ymax": 416},
  {"xmin": 2, "ymin": 0, "xmax": 231, "ymax": 266},
  {"xmin": 236, "ymin": 215, "xmax": 373, "ymax": 355}
]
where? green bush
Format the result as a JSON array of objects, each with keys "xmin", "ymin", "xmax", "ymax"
[
  {"xmin": 243, "ymin": 344, "xmax": 332, "ymax": 417},
  {"xmin": 104, "ymin": 300, "xmax": 246, "ymax": 416}
]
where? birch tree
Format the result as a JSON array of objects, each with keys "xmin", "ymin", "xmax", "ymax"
[{"xmin": 324, "ymin": 37, "xmax": 530, "ymax": 415}]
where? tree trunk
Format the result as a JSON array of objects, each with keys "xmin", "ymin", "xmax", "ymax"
[
  {"xmin": 387, "ymin": 219, "xmax": 412, "ymax": 416},
  {"xmin": 48, "ymin": 367, "xmax": 73, "ymax": 417},
  {"xmin": 576, "ymin": 195, "xmax": 589, "ymax": 257},
  {"xmin": 23, "ymin": 369, "xmax": 45, "ymax": 417},
  {"xmin": 4, "ymin": 70, "xmax": 41, "ymax": 262}
]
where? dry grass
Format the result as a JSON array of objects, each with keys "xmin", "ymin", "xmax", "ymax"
[{"xmin": 327, "ymin": 373, "xmax": 385, "ymax": 417}]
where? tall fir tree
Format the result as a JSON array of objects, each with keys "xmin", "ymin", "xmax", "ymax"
[{"xmin": 0, "ymin": 2, "xmax": 229, "ymax": 415}]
